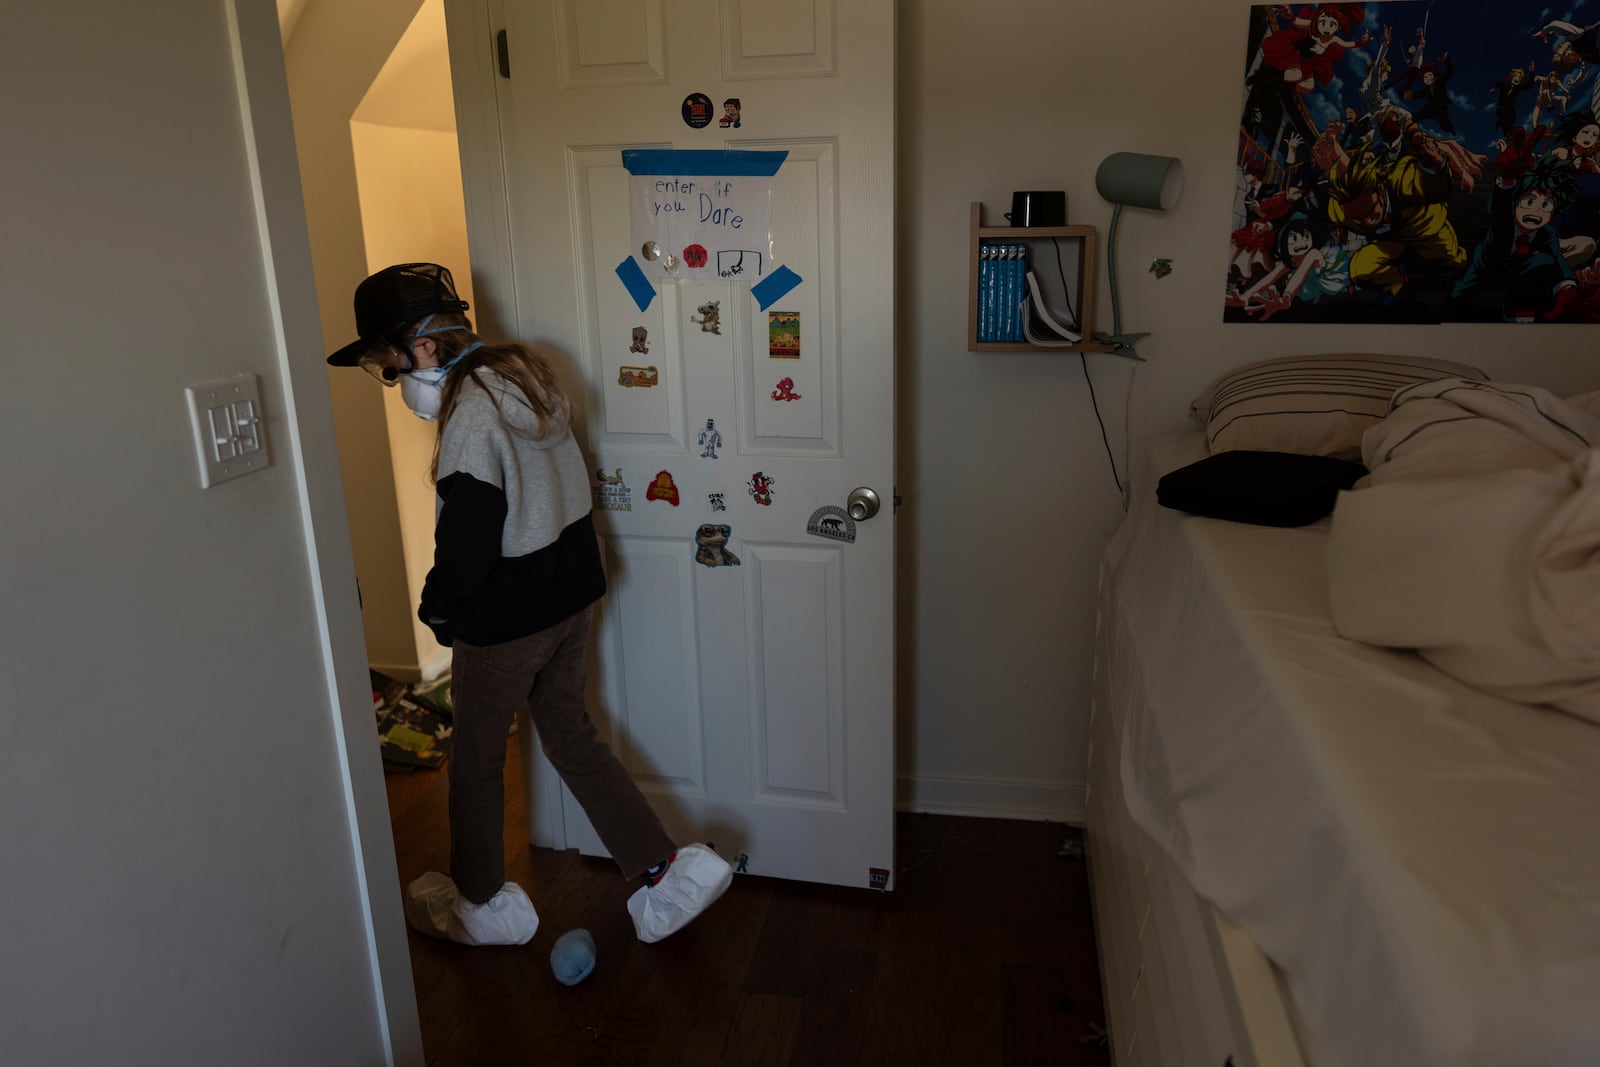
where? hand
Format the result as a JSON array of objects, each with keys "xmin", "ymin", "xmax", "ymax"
[
  {"xmin": 1498, "ymin": 124, "xmax": 1545, "ymax": 182},
  {"xmin": 1250, "ymin": 289, "xmax": 1296, "ymax": 321},
  {"xmin": 1356, "ymin": 31, "xmax": 1372, "ymax": 47},
  {"xmin": 1312, "ymin": 124, "xmax": 1346, "ymax": 171}
]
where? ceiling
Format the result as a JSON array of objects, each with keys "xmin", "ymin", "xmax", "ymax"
[{"xmin": 279, "ymin": 0, "xmax": 458, "ymax": 134}]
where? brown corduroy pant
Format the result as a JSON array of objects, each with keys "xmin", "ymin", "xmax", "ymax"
[{"xmin": 447, "ymin": 605, "xmax": 676, "ymax": 904}]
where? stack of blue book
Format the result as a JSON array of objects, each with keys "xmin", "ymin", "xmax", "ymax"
[{"xmin": 977, "ymin": 243, "xmax": 1027, "ymax": 342}]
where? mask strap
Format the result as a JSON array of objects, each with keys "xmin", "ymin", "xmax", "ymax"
[{"xmin": 436, "ymin": 341, "xmax": 484, "ymax": 374}]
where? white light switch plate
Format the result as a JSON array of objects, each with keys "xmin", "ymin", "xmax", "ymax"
[{"xmin": 185, "ymin": 373, "xmax": 271, "ymax": 488}]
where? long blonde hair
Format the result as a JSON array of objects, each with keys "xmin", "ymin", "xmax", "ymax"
[{"xmin": 405, "ymin": 313, "xmax": 574, "ymax": 483}]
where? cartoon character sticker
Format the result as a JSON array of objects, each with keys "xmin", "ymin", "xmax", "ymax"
[
  {"xmin": 747, "ymin": 471, "xmax": 775, "ymax": 506},
  {"xmin": 708, "ymin": 492, "xmax": 726, "ymax": 512},
  {"xmin": 592, "ymin": 468, "xmax": 632, "ymax": 511},
  {"xmin": 771, "ymin": 377, "xmax": 802, "ymax": 401},
  {"xmin": 698, "ymin": 418, "xmax": 722, "ymax": 459},
  {"xmin": 720, "ymin": 98, "xmax": 742, "ymax": 128},
  {"xmin": 691, "ymin": 301, "xmax": 722, "ymax": 334},
  {"xmin": 646, "ymin": 471, "xmax": 680, "ymax": 506},
  {"xmin": 693, "ymin": 523, "xmax": 741, "ymax": 567},
  {"xmin": 768, "ymin": 311, "xmax": 800, "ymax": 357},
  {"xmin": 629, "ymin": 326, "xmax": 650, "ymax": 354}
]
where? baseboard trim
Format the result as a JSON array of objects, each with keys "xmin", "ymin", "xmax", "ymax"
[
  {"xmin": 369, "ymin": 648, "xmax": 451, "ymax": 685},
  {"xmin": 897, "ymin": 773, "xmax": 1085, "ymax": 824}
]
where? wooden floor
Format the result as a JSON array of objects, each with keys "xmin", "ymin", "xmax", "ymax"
[{"xmin": 384, "ymin": 739, "xmax": 1109, "ymax": 1066}]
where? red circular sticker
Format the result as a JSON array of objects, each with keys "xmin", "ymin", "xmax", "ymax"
[{"xmin": 682, "ymin": 244, "xmax": 708, "ymax": 269}]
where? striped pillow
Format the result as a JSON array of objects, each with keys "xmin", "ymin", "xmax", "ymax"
[{"xmin": 1191, "ymin": 354, "xmax": 1489, "ymax": 460}]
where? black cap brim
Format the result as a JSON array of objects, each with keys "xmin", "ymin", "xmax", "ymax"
[{"xmin": 327, "ymin": 336, "xmax": 371, "ymax": 367}]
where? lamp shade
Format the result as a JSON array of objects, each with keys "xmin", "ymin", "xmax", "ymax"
[{"xmin": 1095, "ymin": 153, "xmax": 1184, "ymax": 211}]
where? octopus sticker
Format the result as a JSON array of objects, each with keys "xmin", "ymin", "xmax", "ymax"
[
  {"xmin": 771, "ymin": 377, "xmax": 802, "ymax": 402},
  {"xmin": 646, "ymin": 470, "xmax": 680, "ymax": 506}
]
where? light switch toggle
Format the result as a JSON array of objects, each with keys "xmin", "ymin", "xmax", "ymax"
[{"xmin": 185, "ymin": 373, "xmax": 272, "ymax": 488}]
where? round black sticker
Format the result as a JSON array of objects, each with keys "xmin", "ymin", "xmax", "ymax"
[{"xmin": 681, "ymin": 93, "xmax": 713, "ymax": 129}]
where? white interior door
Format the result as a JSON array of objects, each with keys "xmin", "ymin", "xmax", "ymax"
[{"xmin": 447, "ymin": 0, "xmax": 896, "ymax": 889}]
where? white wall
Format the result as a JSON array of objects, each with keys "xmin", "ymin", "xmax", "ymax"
[
  {"xmin": 350, "ymin": 118, "xmax": 473, "ymax": 678},
  {"xmin": 285, "ymin": 0, "xmax": 430, "ymax": 678},
  {"xmin": 3, "ymin": 2, "xmax": 415, "ymax": 1062},
  {"xmin": 897, "ymin": 0, "xmax": 1600, "ymax": 821}
]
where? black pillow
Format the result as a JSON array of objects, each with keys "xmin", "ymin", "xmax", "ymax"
[{"xmin": 1156, "ymin": 450, "xmax": 1368, "ymax": 527}]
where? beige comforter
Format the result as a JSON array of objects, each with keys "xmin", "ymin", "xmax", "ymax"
[{"xmin": 1327, "ymin": 378, "xmax": 1600, "ymax": 725}]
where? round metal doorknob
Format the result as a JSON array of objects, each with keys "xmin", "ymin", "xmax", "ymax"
[{"xmin": 847, "ymin": 486, "xmax": 881, "ymax": 521}]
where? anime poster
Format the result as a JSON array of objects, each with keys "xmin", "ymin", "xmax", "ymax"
[{"xmin": 1228, "ymin": 2, "xmax": 1600, "ymax": 324}]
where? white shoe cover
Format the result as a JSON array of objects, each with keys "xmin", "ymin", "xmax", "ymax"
[
  {"xmin": 626, "ymin": 844, "xmax": 733, "ymax": 943},
  {"xmin": 404, "ymin": 872, "xmax": 539, "ymax": 946}
]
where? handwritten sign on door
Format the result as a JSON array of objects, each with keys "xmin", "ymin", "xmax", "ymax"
[{"xmin": 623, "ymin": 149, "xmax": 787, "ymax": 281}]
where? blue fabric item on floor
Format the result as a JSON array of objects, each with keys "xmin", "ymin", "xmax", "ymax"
[{"xmin": 550, "ymin": 928, "xmax": 596, "ymax": 986}]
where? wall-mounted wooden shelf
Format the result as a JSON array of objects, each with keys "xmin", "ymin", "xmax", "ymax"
[{"xmin": 967, "ymin": 202, "xmax": 1115, "ymax": 354}]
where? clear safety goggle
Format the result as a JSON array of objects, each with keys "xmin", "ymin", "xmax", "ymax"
[{"xmin": 357, "ymin": 341, "xmax": 409, "ymax": 387}]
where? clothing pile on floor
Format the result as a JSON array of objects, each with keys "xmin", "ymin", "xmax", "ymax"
[{"xmin": 371, "ymin": 670, "xmax": 454, "ymax": 773}]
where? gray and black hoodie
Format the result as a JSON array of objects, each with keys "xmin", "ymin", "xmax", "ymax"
[{"xmin": 418, "ymin": 368, "xmax": 604, "ymax": 647}]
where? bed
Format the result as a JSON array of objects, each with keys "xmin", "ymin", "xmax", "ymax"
[{"xmin": 1086, "ymin": 427, "xmax": 1600, "ymax": 1067}]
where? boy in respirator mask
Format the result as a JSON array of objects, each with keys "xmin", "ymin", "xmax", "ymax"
[{"xmin": 327, "ymin": 263, "xmax": 731, "ymax": 947}]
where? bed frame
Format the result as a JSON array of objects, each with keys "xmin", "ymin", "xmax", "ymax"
[{"xmin": 1085, "ymin": 590, "xmax": 1312, "ymax": 1067}]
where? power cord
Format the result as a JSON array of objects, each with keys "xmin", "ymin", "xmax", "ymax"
[
  {"xmin": 1079, "ymin": 355, "xmax": 1124, "ymax": 498},
  {"xmin": 1050, "ymin": 236, "xmax": 1134, "ymax": 507}
]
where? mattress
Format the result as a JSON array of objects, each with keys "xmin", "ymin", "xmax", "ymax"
[{"xmin": 1102, "ymin": 431, "xmax": 1600, "ymax": 1067}]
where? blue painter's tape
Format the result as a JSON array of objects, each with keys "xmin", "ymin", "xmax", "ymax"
[
  {"xmin": 750, "ymin": 265, "xmax": 802, "ymax": 310},
  {"xmin": 622, "ymin": 149, "xmax": 788, "ymax": 177},
  {"xmin": 615, "ymin": 257, "xmax": 656, "ymax": 312}
]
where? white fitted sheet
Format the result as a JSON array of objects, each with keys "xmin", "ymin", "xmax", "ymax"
[{"xmin": 1103, "ymin": 431, "xmax": 1600, "ymax": 1067}]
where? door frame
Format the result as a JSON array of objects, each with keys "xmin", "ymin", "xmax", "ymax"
[{"xmin": 231, "ymin": 1, "xmax": 422, "ymax": 1061}]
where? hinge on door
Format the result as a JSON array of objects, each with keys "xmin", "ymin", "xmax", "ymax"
[{"xmin": 496, "ymin": 29, "xmax": 510, "ymax": 78}]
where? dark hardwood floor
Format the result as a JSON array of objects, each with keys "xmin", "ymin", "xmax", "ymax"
[{"xmin": 383, "ymin": 738, "xmax": 1108, "ymax": 1066}]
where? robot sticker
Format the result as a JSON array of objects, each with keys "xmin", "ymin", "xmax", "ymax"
[
  {"xmin": 592, "ymin": 468, "xmax": 632, "ymax": 511},
  {"xmin": 693, "ymin": 523, "xmax": 741, "ymax": 567},
  {"xmin": 646, "ymin": 471, "xmax": 680, "ymax": 506},
  {"xmin": 771, "ymin": 377, "xmax": 802, "ymax": 402},
  {"xmin": 805, "ymin": 504, "xmax": 856, "ymax": 543},
  {"xmin": 617, "ymin": 364, "xmax": 659, "ymax": 388},
  {"xmin": 768, "ymin": 311, "xmax": 800, "ymax": 357},
  {"xmin": 720, "ymin": 98, "xmax": 742, "ymax": 129},
  {"xmin": 708, "ymin": 492, "xmax": 727, "ymax": 512},
  {"xmin": 747, "ymin": 471, "xmax": 775, "ymax": 506},
  {"xmin": 698, "ymin": 417, "xmax": 723, "ymax": 459},
  {"xmin": 691, "ymin": 300, "xmax": 722, "ymax": 334},
  {"xmin": 629, "ymin": 326, "xmax": 650, "ymax": 354}
]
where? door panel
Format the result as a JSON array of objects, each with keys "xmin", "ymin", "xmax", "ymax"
[{"xmin": 450, "ymin": 0, "xmax": 893, "ymax": 889}]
